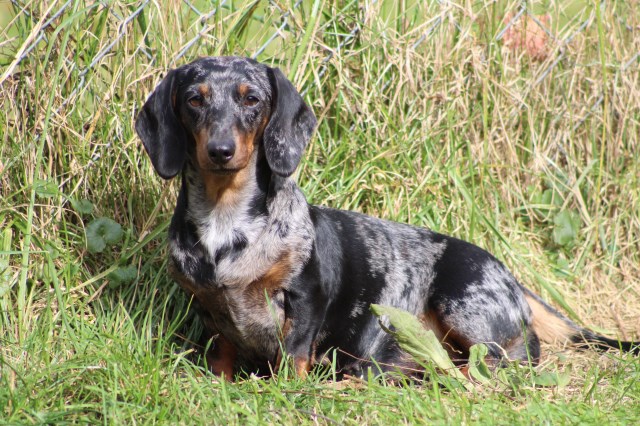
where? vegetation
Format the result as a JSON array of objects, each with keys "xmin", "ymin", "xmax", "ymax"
[{"xmin": 1, "ymin": 0, "xmax": 639, "ymax": 423}]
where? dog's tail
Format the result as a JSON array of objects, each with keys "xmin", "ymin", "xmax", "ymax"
[{"xmin": 522, "ymin": 286, "xmax": 639, "ymax": 355}]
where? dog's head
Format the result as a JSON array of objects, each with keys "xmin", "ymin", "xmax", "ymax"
[{"xmin": 135, "ymin": 57, "xmax": 316, "ymax": 179}]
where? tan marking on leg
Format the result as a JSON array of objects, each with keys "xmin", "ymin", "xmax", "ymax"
[
  {"xmin": 458, "ymin": 365, "xmax": 471, "ymax": 379},
  {"xmin": 275, "ymin": 349, "xmax": 283, "ymax": 372},
  {"xmin": 419, "ymin": 311, "xmax": 445, "ymax": 341},
  {"xmin": 294, "ymin": 356, "xmax": 310, "ymax": 378},
  {"xmin": 280, "ymin": 317, "xmax": 292, "ymax": 341},
  {"xmin": 420, "ymin": 311, "xmax": 469, "ymax": 363},
  {"xmin": 207, "ymin": 335, "xmax": 237, "ymax": 381}
]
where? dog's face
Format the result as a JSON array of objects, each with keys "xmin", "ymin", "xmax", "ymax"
[
  {"xmin": 135, "ymin": 57, "xmax": 317, "ymax": 179},
  {"xmin": 175, "ymin": 58, "xmax": 272, "ymax": 174}
]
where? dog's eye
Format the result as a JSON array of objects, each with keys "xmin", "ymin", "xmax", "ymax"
[
  {"xmin": 188, "ymin": 95, "xmax": 204, "ymax": 108},
  {"xmin": 243, "ymin": 95, "xmax": 259, "ymax": 107}
]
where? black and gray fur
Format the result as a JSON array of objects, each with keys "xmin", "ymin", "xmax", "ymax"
[{"xmin": 136, "ymin": 56, "xmax": 638, "ymax": 379}]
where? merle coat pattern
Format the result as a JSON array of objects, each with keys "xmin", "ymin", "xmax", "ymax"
[{"xmin": 135, "ymin": 56, "xmax": 638, "ymax": 379}]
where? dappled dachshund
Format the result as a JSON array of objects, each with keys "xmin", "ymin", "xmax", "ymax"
[{"xmin": 136, "ymin": 56, "xmax": 638, "ymax": 379}]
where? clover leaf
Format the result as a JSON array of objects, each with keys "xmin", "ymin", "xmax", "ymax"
[
  {"xmin": 34, "ymin": 179, "xmax": 60, "ymax": 198},
  {"xmin": 108, "ymin": 265, "xmax": 138, "ymax": 288},
  {"xmin": 86, "ymin": 217, "xmax": 123, "ymax": 253},
  {"xmin": 71, "ymin": 198, "xmax": 94, "ymax": 215},
  {"xmin": 552, "ymin": 210, "xmax": 580, "ymax": 247}
]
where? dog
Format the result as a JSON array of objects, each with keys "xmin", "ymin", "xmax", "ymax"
[{"xmin": 135, "ymin": 56, "xmax": 638, "ymax": 379}]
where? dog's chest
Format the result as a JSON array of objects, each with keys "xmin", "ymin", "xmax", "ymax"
[
  {"xmin": 174, "ymin": 270, "xmax": 285, "ymax": 359},
  {"xmin": 198, "ymin": 206, "xmax": 267, "ymax": 281},
  {"xmin": 169, "ymin": 214, "xmax": 283, "ymax": 356},
  {"xmin": 169, "ymin": 178, "xmax": 314, "ymax": 359},
  {"xmin": 169, "ymin": 219, "xmax": 296, "ymax": 359}
]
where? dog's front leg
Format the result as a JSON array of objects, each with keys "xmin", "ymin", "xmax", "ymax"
[
  {"xmin": 280, "ymin": 279, "xmax": 328, "ymax": 378},
  {"xmin": 205, "ymin": 333, "xmax": 238, "ymax": 380}
]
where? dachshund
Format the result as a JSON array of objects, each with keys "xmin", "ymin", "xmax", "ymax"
[{"xmin": 135, "ymin": 56, "xmax": 638, "ymax": 379}]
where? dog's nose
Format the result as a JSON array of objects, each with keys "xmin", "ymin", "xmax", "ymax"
[{"xmin": 208, "ymin": 141, "xmax": 235, "ymax": 164}]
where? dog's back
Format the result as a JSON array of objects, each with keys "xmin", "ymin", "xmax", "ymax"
[{"xmin": 306, "ymin": 206, "xmax": 538, "ymax": 375}]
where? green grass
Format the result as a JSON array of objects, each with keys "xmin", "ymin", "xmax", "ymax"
[{"xmin": 1, "ymin": 0, "xmax": 639, "ymax": 423}]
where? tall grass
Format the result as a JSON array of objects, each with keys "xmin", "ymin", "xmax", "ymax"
[{"xmin": 1, "ymin": 0, "xmax": 639, "ymax": 423}]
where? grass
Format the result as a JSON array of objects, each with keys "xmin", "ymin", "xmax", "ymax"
[{"xmin": 1, "ymin": 0, "xmax": 639, "ymax": 423}]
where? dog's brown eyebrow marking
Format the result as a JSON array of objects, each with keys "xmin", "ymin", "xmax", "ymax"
[
  {"xmin": 237, "ymin": 83, "xmax": 250, "ymax": 97},
  {"xmin": 198, "ymin": 83, "xmax": 210, "ymax": 97}
]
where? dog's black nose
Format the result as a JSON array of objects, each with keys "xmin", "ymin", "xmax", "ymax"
[{"xmin": 208, "ymin": 141, "xmax": 235, "ymax": 164}]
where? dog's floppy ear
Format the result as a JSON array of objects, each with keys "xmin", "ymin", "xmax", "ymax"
[
  {"xmin": 135, "ymin": 69, "xmax": 187, "ymax": 179},
  {"xmin": 263, "ymin": 67, "xmax": 317, "ymax": 177}
]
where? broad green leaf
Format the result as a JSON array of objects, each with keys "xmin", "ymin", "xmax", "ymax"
[
  {"xmin": 87, "ymin": 235, "xmax": 106, "ymax": 253},
  {"xmin": 553, "ymin": 256, "xmax": 571, "ymax": 277},
  {"xmin": 370, "ymin": 304, "xmax": 470, "ymax": 388},
  {"xmin": 532, "ymin": 371, "xmax": 570, "ymax": 388},
  {"xmin": 540, "ymin": 188, "xmax": 554, "ymax": 206},
  {"xmin": 468, "ymin": 343, "xmax": 492, "ymax": 384},
  {"xmin": 71, "ymin": 198, "xmax": 94, "ymax": 215},
  {"xmin": 34, "ymin": 179, "xmax": 60, "ymax": 198},
  {"xmin": 552, "ymin": 210, "xmax": 580, "ymax": 247},
  {"xmin": 108, "ymin": 265, "xmax": 138, "ymax": 288},
  {"xmin": 86, "ymin": 217, "xmax": 123, "ymax": 253}
]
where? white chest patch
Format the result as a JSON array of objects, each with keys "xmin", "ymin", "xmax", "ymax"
[{"xmin": 185, "ymin": 172, "xmax": 314, "ymax": 288}]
